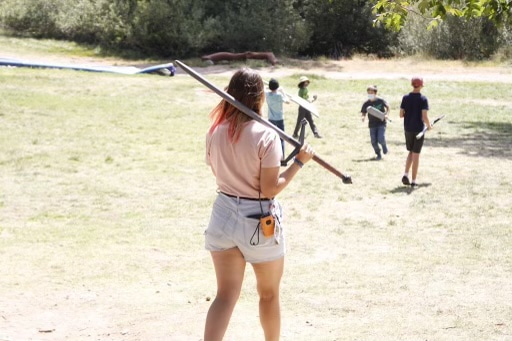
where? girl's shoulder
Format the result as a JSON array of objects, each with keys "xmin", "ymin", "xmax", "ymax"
[{"xmin": 246, "ymin": 120, "xmax": 279, "ymax": 142}]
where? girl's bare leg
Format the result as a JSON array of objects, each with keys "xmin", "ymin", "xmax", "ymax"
[
  {"xmin": 252, "ymin": 257, "xmax": 284, "ymax": 341},
  {"xmin": 204, "ymin": 248, "xmax": 246, "ymax": 341}
]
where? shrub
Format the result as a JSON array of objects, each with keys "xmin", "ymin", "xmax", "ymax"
[
  {"xmin": 399, "ymin": 13, "xmax": 503, "ymax": 61},
  {"xmin": 0, "ymin": 0, "xmax": 61, "ymax": 38}
]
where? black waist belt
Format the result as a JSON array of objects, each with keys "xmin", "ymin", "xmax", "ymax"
[{"xmin": 220, "ymin": 192, "xmax": 271, "ymax": 201}]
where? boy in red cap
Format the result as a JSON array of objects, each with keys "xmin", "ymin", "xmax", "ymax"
[{"xmin": 399, "ymin": 76, "xmax": 432, "ymax": 187}]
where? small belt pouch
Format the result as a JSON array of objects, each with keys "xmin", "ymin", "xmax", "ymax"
[
  {"xmin": 247, "ymin": 195, "xmax": 281, "ymax": 245},
  {"xmin": 247, "ymin": 213, "xmax": 275, "ymax": 239},
  {"xmin": 260, "ymin": 214, "xmax": 275, "ymax": 237}
]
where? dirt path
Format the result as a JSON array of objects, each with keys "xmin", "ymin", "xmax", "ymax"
[
  {"xmin": 194, "ymin": 57, "xmax": 512, "ymax": 83},
  {"xmin": 2, "ymin": 51, "xmax": 511, "ymax": 82}
]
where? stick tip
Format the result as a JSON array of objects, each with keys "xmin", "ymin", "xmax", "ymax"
[{"xmin": 342, "ymin": 175, "xmax": 352, "ymax": 184}]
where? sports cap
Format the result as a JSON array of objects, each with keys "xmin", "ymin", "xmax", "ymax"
[{"xmin": 411, "ymin": 77, "xmax": 424, "ymax": 87}]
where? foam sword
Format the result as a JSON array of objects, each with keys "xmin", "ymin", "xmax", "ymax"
[
  {"xmin": 175, "ymin": 60, "xmax": 352, "ymax": 184},
  {"xmin": 416, "ymin": 114, "xmax": 445, "ymax": 140}
]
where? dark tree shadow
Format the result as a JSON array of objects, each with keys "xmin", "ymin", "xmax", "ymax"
[
  {"xmin": 427, "ymin": 121, "xmax": 512, "ymax": 159},
  {"xmin": 388, "ymin": 120, "xmax": 510, "ymax": 195}
]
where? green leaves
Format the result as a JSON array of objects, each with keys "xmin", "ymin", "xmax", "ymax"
[
  {"xmin": 370, "ymin": 0, "xmax": 511, "ymax": 31},
  {"xmin": 372, "ymin": 0, "xmax": 409, "ymax": 30}
]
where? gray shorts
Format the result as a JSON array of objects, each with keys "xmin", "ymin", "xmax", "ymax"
[{"xmin": 205, "ymin": 193, "xmax": 286, "ymax": 264}]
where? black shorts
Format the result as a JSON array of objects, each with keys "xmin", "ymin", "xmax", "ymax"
[{"xmin": 405, "ymin": 131, "xmax": 424, "ymax": 153}]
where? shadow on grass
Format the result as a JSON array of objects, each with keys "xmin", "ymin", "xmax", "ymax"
[
  {"xmin": 390, "ymin": 183, "xmax": 432, "ymax": 195},
  {"xmin": 428, "ymin": 121, "xmax": 512, "ymax": 159},
  {"xmin": 352, "ymin": 157, "xmax": 380, "ymax": 163}
]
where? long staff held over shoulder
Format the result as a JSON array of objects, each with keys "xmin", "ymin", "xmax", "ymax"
[{"xmin": 175, "ymin": 60, "xmax": 352, "ymax": 184}]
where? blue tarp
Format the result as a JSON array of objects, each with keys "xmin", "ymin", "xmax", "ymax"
[{"xmin": 0, "ymin": 58, "xmax": 176, "ymax": 76}]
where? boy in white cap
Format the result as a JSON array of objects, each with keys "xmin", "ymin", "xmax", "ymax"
[{"xmin": 292, "ymin": 76, "xmax": 322, "ymax": 138}]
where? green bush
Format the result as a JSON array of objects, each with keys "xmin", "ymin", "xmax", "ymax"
[
  {"xmin": 0, "ymin": 0, "xmax": 331, "ymax": 58},
  {"xmin": 399, "ymin": 13, "xmax": 503, "ymax": 61},
  {"xmin": 201, "ymin": 0, "xmax": 310, "ymax": 56},
  {"xmin": 430, "ymin": 16, "xmax": 500, "ymax": 60},
  {"xmin": 0, "ymin": 0, "xmax": 61, "ymax": 38},
  {"xmin": 148, "ymin": 1, "xmax": 227, "ymax": 56},
  {"xmin": 54, "ymin": 0, "xmax": 105, "ymax": 43},
  {"xmin": 492, "ymin": 24, "xmax": 512, "ymax": 63},
  {"xmin": 296, "ymin": 0, "xmax": 398, "ymax": 59},
  {"xmin": 0, "ymin": 0, "xmax": 508, "ymax": 60}
]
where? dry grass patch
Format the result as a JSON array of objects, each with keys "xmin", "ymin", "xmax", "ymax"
[{"xmin": 1, "ymin": 46, "xmax": 511, "ymax": 340}]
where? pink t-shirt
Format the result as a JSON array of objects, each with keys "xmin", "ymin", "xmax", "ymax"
[{"xmin": 206, "ymin": 120, "xmax": 282, "ymax": 198}]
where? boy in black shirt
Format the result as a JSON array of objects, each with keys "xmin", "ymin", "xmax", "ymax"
[
  {"xmin": 400, "ymin": 77, "xmax": 432, "ymax": 187},
  {"xmin": 361, "ymin": 85, "xmax": 390, "ymax": 160}
]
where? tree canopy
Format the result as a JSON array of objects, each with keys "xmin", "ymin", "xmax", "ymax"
[{"xmin": 371, "ymin": 0, "xmax": 512, "ymax": 30}]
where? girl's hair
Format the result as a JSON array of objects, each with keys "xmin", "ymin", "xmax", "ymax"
[{"xmin": 209, "ymin": 68, "xmax": 264, "ymax": 142}]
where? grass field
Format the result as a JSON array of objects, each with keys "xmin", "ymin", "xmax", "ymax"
[{"xmin": 1, "ymin": 36, "xmax": 512, "ymax": 341}]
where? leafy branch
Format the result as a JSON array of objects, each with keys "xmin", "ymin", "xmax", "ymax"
[{"xmin": 369, "ymin": 0, "xmax": 511, "ymax": 31}]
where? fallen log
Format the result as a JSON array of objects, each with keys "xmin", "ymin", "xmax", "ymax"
[{"xmin": 201, "ymin": 51, "xmax": 277, "ymax": 66}]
